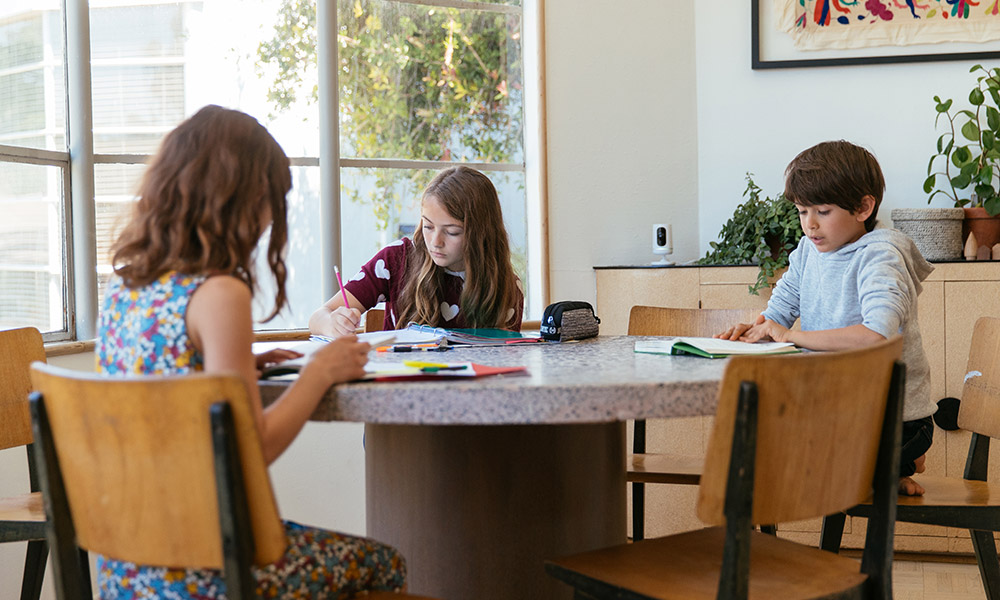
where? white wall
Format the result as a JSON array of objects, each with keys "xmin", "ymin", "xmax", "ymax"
[
  {"xmin": 545, "ymin": 0, "xmax": 699, "ymax": 305},
  {"xmin": 694, "ymin": 3, "xmax": 982, "ymax": 257}
]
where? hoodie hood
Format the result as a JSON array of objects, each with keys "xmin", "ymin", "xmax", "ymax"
[{"xmin": 822, "ymin": 226, "xmax": 935, "ymax": 292}]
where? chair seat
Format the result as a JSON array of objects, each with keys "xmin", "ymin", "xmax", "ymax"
[
  {"xmin": 0, "ymin": 492, "xmax": 45, "ymax": 523},
  {"xmin": 546, "ymin": 527, "xmax": 867, "ymax": 600},
  {"xmin": 847, "ymin": 475, "xmax": 1000, "ymax": 530},
  {"xmin": 0, "ymin": 492, "xmax": 46, "ymax": 543},
  {"xmin": 627, "ymin": 453, "xmax": 702, "ymax": 485},
  {"xmin": 897, "ymin": 475, "xmax": 1000, "ymax": 507}
]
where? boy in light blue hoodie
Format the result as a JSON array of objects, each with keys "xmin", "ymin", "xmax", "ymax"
[{"xmin": 718, "ymin": 140, "xmax": 936, "ymax": 496}]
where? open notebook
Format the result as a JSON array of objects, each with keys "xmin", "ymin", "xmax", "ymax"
[
  {"xmin": 399, "ymin": 323, "xmax": 544, "ymax": 346},
  {"xmin": 634, "ymin": 337, "xmax": 799, "ymax": 359},
  {"xmin": 260, "ymin": 331, "xmax": 397, "ymax": 378}
]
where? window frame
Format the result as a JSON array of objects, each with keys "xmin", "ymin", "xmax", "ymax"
[{"xmin": 6, "ymin": 0, "xmax": 546, "ymax": 342}]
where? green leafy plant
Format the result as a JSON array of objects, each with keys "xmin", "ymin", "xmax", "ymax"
[
  {"xmin": 698, "ymin": 174, "xmax": 803, "ymax": 295},
  {"xmin": 925, "ymin": 64, "xmax": 1000, "ymax": 215},
  {"xmin": 256, "ymin": 0, "xmax": 523, "ymax": 234}
]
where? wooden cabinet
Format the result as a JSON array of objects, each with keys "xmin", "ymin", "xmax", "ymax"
[{"xmin": 597, "ymin": 262, "xmax": 1000, "ymax": 554}]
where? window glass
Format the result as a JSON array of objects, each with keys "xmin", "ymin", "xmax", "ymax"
[
  {"xmin": 89, "ymin": 0, "xmax": 318, "ymax": 156},
  {"xmin": 0, "ymin": 5, "xmax": 66, "ymax": 151},
  {"xmin": 254, "ymin": 166, "xmax": 324, "ymax": 329},
  {"xmin": 94, "ymin": 163, "xmax": 145, "ymax": 303},
  {"xmin": 339, "ymin": 166, "xmax": 529, "ymax": 309},
  {"xmin": 0, "ymin": 161, "xmax": 66, "ymax": 333},
  {"xmin": 334, "ymin": 0, "xmax": 524, "ymax": 163}
]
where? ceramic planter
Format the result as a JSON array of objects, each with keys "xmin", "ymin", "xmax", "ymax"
[{"xmin": 962, "ymin": 207, "xmax": 1000, "ymax": 254}]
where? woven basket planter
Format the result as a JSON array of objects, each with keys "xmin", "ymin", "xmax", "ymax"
[{"xmin": 891, "ymin": 207, "xmax": 964, "ymax": 261}]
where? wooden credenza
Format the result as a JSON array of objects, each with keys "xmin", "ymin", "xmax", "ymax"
[{"xmin": 596, "ymin": 261, "xmax": 1000, "ymax": 554}]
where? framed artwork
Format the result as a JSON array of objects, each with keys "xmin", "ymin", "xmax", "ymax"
[{"xmin": 752, "ymin": 0, "xmax": 1000, "ymax": 69}]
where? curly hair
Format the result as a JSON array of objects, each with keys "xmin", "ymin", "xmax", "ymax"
[
  {"xmin": 111, "ymin": 105, "xmax": 291, "ymax": 320},
  {"xmin": 395, "ymin": 166, "xmax": 520, "ymax": 329}
]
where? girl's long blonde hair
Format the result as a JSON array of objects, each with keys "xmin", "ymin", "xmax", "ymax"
[
  {"xmin": 395, "ymin": 166, "xmax": 519, "ymax": 328},
  {"xmin": 111, "ymin": 105, "xmax": 291, "ymax": 320}
]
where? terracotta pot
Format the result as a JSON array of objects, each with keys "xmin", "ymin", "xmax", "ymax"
[{"xmin": 962, "ymin": 207, "xmax": 1000, "ymax": 254}]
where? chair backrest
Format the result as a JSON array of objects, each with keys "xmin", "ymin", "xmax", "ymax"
[
  {"xmin": 365, "ymin": 308, "xmax": 386, "ymax": 332},
  {"xmin": 697, "ymin": 336, "xmax": 904, "ymax": 526},
  {"xmin": 958, "ymin": 316, "xmax": 1000, "ymax": 438},
  {"xmin": 627, "ymin": 306, "xmax": 762, "ymax": 337},
  {"xmin": 28, "ymin": 363, "xmax": 286, "ymax": 569},
  {"xmin": 0, "ymin": 327, "xmax": 45, "ymax": 450}
]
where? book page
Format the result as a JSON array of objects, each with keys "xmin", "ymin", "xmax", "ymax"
[{"xmin": 675, "ymin": 337, "xmax": 795, "ymax": 354}]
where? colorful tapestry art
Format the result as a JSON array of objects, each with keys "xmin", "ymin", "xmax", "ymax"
[{"xmin": 776, "ymin": 0, "xmax": 1000, "ymax": 50}]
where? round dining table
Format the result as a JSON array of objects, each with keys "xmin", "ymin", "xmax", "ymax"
[{"xmin": 260, "ymin": 335, "xmax": 729, "ymax": 600}]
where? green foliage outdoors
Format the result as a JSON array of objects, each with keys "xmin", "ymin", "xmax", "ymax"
[
  {"xmin": 256, "ymin": 0, "xmax": 523, "ymax": 232},
  {"xmin": 698, "ymin": 174, "xmax": 803, "ymax": 295},
  {"xmin": 925, "ymin": 64, "xmax": 1000, "ymax": 216}
]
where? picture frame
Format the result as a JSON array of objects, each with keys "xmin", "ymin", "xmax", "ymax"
[{"xmin": 752, "ymin": 0, "xmax": 1000, "ymax": 70}]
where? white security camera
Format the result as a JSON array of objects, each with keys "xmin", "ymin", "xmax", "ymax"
[{"xmin": 652, "ymin": 223, "xmax": 674, "ymax": 265}]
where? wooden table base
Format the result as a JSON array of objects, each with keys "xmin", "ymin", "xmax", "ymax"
[{"xmin": 365, "ymin": 422, "xmax": 626, "ymax": 600}]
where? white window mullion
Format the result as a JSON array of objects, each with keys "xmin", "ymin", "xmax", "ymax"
[{"xmin": 65, "ymin": 0, "xmax": 98, "ymax": 340}]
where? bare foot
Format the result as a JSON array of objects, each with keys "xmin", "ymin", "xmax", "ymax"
[
  {"xmin": 913, "ymin": 454, "xmax": 926, "ymax": 474},
  {"xmin": 899, "ymin": 476, "xmax": 925, "ymax": 496}
]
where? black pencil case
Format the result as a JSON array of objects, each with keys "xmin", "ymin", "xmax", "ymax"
[{"xmin": 540, "ymin": 301, "xmax": 600, "ymax": 342}]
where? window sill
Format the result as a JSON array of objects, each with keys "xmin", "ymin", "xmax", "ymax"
[{"xmin": 43, "ymin": 329, "xmax": 313, "ymax": 358}]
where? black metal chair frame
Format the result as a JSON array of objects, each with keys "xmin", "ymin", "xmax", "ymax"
[
  {"xmin": 821, "ymin": 429, "xmax": 1000, "ymax": 599},
  {"xmin": 0, "ymin": 444, "xmax": 47, "ymax": 600}
]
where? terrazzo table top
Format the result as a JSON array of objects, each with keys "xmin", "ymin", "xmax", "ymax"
[{"xmin": 260, "ymin": 335, "xmax": 728, "ymax": 425}]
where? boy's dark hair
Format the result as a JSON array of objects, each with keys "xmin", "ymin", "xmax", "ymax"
[{"xmin": 784, "ymin": 140, "xmax": 884, "ymax": 232}]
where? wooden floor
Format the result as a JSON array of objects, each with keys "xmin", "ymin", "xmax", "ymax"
[{"xmin": 893, "ymin": 560, "xmax": 986, "ymax": 599}]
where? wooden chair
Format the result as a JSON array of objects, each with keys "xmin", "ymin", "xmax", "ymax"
[
  {"xmin": 0, "ymin": 327, "xmax": 49, "ymax": 600},
  {"xmin": 365, "ymin": 308, "xmax": 386, "ymax": 332},
  {"xmin": 820, "ymin": 315, "xmax": 1000, "ymax": 600},
  {"xmin": 28, "ymin": 363, "xmax": 432, "ymax": 600},
  {"xmin": 29, "ymin": 364, "xmax": 286, "ymax": 599},
  {"xmin": 547, "ymin": 336, "xmax": 905, "ymax": 599},
  {"xmin": 626, "ymin": 305, "xmax": 761, "ymax": 540}
]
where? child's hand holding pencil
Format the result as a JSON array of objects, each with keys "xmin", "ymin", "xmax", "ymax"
[{"xmin": 324, "ymin": 265, "xmax": 362, "ymax": 337}]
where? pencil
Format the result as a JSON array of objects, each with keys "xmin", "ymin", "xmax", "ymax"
[{"xmin": 334, "ymin": 265, "xmax": 348, "ymax": 308}]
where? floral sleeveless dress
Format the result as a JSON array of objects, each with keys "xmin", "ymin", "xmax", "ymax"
[{"xmin": 95, "ymin": 271, "xmax": 406, "ymax": 599}]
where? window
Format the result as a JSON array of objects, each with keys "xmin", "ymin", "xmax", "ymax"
[
  {"xmin": 0, "ymin": 3, "xmax": 70, "ymax": 339},
  {"xmin": 1, "ymin": 0, "xmax": 541, "ymax": 340}
]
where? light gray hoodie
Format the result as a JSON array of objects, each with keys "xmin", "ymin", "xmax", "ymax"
[{"xmin": 762, "ymin": 227, "xmax": 936, "ymax": 422}]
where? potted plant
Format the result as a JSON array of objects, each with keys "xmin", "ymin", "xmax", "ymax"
[
  {"xmin": 698, "ymin": 174, "xmax": 803, "ymax": 295},
  {"xmin": 924, "ymin": 64, "xmax": 1000, "ymax": 252}
]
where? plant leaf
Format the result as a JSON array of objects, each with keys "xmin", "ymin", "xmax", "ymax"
[
  {"xmin": 984, "ymin": 195, "xmax": 1000, "ymax": 216},
  {"xmin": 962, "ymin": 120, "xmax": 981, "ymax": 142},
  {"xmin": 970, "ymin": 87, "xmax": 986, "ymax": 106},
  {"xmin": 923, "ymin": 174, "xmax": 937, "ymax": 193},
  {"xmin": 988, "ymin": 106, "xmax": 1000, "ymax": 131}
]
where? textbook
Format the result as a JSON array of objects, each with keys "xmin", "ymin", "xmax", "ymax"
[{"xmin": 634, "ymin": 337, "xmax": 799, "ymax": 359}]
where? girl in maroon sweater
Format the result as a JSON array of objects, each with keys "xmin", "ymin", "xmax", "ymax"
[{"xmin": 309, "ymin": 166, "xmax": 523, "ymax": 335}]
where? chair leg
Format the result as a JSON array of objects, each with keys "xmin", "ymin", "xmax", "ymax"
[
  {"xmin": 20, "ymin": 540, "xmax": 47, "ymax": 600},
  {"xmin": 631, "ymin": 481, "xmax": 644, "ymax": 542},
  {"xmin": 971, "ymin": 529, "xmax": 1000, "ymax": 600},
  {"xmin": 820, "ymin": 512, "xmax": 847, "ymax": 553}
]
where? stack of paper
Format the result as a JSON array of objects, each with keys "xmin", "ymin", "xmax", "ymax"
[
  {"xmin": 634, "ymin": 337, "xmax": 798, "ymax": 359},
  {"xmin": 401, "ymin": 323, "xmax": 544, "ymax": 346}
]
